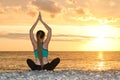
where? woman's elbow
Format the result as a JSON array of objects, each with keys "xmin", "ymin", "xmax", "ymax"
[
  {"xmin": 30, "ymin": 28, "xmax": 34, "ymax": 32},
  {"xmin": 48, "ymin": 27, "xmax": 52, "ymax": 31},
  {"xmin": 29, "ymin": 29, "xmax": 33, "ymax": 34}
]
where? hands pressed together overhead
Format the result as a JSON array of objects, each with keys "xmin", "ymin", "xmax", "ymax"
[{"xmin": 37, "ymin": 12, "xmax": 43, "ymax": 22}]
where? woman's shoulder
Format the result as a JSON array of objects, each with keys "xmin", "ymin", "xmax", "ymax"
[{"xmin": 42, "ymin": 42, "xmax": 48, "ymax": 49}]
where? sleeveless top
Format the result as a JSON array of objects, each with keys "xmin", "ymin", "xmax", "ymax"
[{"xmin": 34, "ymin": 43, "xmax": 48, "ymax": 58}]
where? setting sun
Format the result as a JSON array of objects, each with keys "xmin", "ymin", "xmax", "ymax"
[
  {"xmin": 93, "ymin": 25, "xmax": 111, "ymax": 49},
  {"xmin": 85, "ymin": 25, "xmax": 116, "ymax": 51},
  {"xmin": 90, "ymin": 25, "xmax": 113, "ymax": 38}
]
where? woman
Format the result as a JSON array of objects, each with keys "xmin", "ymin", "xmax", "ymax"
[{"xmin": 27, "ymin": 12, "xmax": 60, "ymax": 70}]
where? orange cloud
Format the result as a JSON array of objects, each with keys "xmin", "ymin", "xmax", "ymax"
[
  {"xmin": 0, "ymin": 0, "xmax": 29, "ymax": 8},
  {"xmin": 0, "ymin": 0, "xmax": 120, "ymax": 27},
  {"xmin": 0, "ymin": 8, "xmax": 4, "ymax": 14},
  {"xmin": 2, "ymin": 32, "xmax": 118, "ymax": 41},
  {"xmin": 67, "ymin": 0, "xmax": 76, "ymax": 4},
  {"xmin": 27, "ymin": 11, "xmax": 36, "ymax": 17},
  {"xmin": 32, "ymin": 0, "xmax": 61, "ymax": 14},
  {"xmin": 76, "ymin": 8, "xmax": 85, "ymax": 15},
  {"xmin": 4, "ymin": 6, "xmax": 22, "ymax": 13}
]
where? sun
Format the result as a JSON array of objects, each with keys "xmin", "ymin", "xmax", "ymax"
[
  {"xmin": 90, "ymin": 25, "xmax": 113, "ymax": 51},
  {"xmin": 91, "ymin": 25, "xmax": 112, "ymax": 38},
  {"xmin": 77, "ymin": 25, "xmax": 118, "ymax": 51}
]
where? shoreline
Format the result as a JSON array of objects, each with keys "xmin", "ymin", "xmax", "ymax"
[{"xmin": 0, "ymin": 70, "xmax": 120, "ymax": 80}]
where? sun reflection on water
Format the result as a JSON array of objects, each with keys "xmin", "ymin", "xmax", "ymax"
[
  {"xmin": 97, "ymin": 61, "xmax": 105, "ymax": 70},
  {"xmin": 98, "ymin": 52, "xmax": 104, "ymax": 60},
  {"xmin": 97, "ymin": 52, "xmax": 105, "ymax": 70}
]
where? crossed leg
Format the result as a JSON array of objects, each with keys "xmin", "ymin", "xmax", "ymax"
[{"xmin": 26, "ymin": 58, "xmax": 60, "ymax": 71}]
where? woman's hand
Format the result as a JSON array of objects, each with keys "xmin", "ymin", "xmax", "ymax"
[
  {"xmin": 36, "ymin": 13, "xmax": 40, "ymax": 22},
  {"xmin": 38, "ymin": 12, "xmax": 42, "ymax": 21}
]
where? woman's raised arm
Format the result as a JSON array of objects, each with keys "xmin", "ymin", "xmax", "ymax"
[
  {"xmin": 39, "ymin": 12, "xmax": 52, "ymax": 47},
  {"xmin": 29, "ymin": 15, "xmax": 39, "ymax": 50}
]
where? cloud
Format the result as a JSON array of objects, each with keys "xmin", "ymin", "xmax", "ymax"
[
  {"xmin": 0, "ymin": 0, "xmax": 120, "ymax": 26},
  {"xmin": 0, "ymin": 32, "xmax": 119, "ymax": 42},
  {"xmin": 0, "ymin": 0, "xmax": 37, "ymax": 17},
  {"xmin": 0, "ymin": 8, "xmax": 4, "ymax": 14},
  {"xmin": 67, "ymin": 0, "xmax": 76, "ymax": 4},
  {"xmin": 52, "ymin": 34, "xmax": 95, "ymax": 41},
  {"xmin": 0, "ymin": 32, "xmax": 91, "ymax": 40},
  {"xmin": 32, "ymin": 0, "xmax": 61, "ymax": 14},
  {"xmin": 75, "ymin": 8, "xmax": 85, "ymax": 15},
  {"xmin": 84, "ymin": 0, "xmax": 120, "ymax": 17},
  {"xmin": 52, "ymin": 34, "xmax": 120, "ymax": 40},
  {"xmin": 4, "ymin": 6, "xmax": 22, "ymax": 13},
  {"xmin": 0, "ymin": 32, "xmax": 95, "ymax": 41},
  {"xmin": 0, "ymin": 0, "xmax": 29, "ymax": 9},
  {"xmin": 27, "ymin": 10, "xmax": 36, "ymax": 17},
  {"xmin": 109, "ymin": 0, "xmax": 116, "ymax": 7},
  {"xmin": 52, "ymin": 34, "xmax": 109, "ymax": 41},
  {"xmin": 52, "ymin": 34, "xmax": 93, "ymax": 38},
  {"xmin": 0, "ymin": 33, "xmax": 29, "ymax": 39},
  {"xmin": 62, "ymin": 0, "xmax": 120, "ymax": 18}
]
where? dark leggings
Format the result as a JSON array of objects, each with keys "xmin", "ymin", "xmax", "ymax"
[{"xmin": 26, "ymin": 58, "xmax": 60, "ymax": 71}]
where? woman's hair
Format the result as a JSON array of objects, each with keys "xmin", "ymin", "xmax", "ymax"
[
  {"xmin": 36, "ymin": 30, "xmax": 45, "ymax": 40},
  {"xmin": 36, "ymin": 30, "xmax": 45, "ymax": 68}
]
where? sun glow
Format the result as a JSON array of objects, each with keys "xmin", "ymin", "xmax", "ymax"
[
  {"xmin": 92, "ymin": 38, "xmax": 108, "ymax": 51},
  {"xmin": 84, "ymin": 25, "xmax": 117, "ymax": 51},
  {"xmin": 90, "ymin": 25, "xmax": 113, "ymax": 38},
  {"xmin": 93, "ymin": 25, "xmax": 112, "ymax": 43}
]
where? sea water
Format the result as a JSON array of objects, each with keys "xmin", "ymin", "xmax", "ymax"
[{"xmin": 0, "ymin": 51, "xmax": 120, "ymax": 72}]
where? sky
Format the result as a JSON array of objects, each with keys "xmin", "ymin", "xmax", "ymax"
[{"xmin": 0, "ymin": 0, "xmax": 120, "ymax": 51}]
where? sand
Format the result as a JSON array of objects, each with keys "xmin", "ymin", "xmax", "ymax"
[{"xmin": 0, "ymin": 70, "xmax": 120, "ymax": 80}]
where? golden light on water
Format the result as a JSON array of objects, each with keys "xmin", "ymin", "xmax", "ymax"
[
  {"xmin": 97, "ymin": 61, "xmax": 105, "ymax": 70},
  {"xmin": 96, "ymin": 52, "xmax": 111, "ymax": 71},
  {"xmin": 97, "ymin": 52, "xmax": 105, "ymax": 70},
  {"xmin": 98, "ymin": 52, "xmax": 104, "ymax": 61}
]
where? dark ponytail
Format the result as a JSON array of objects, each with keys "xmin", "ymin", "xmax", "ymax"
[
  {"xmin": 36, "ymin": 30, "xmax": 45, "ymax": 69},
  {"xmin": 37, "ymin": 40, "xmax": 43, "ymax": 69}
]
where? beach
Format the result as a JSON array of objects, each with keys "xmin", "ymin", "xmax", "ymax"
[
  {"xmin": 0, "ymin": 51, "xmax": 120, "ymax": 80},
  {"xmin": 0, "ymin": 70, "xmax": 120, "ymax": 80}
]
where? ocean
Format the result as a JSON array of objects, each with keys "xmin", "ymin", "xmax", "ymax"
[{"xmin": 0, "ymin": 51, "xmax": 120, "ymax": 72}]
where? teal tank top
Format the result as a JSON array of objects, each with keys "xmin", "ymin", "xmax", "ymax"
[{"xmin": 34, "ymin": 43, "xmax": 48, "ymax": 58}]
